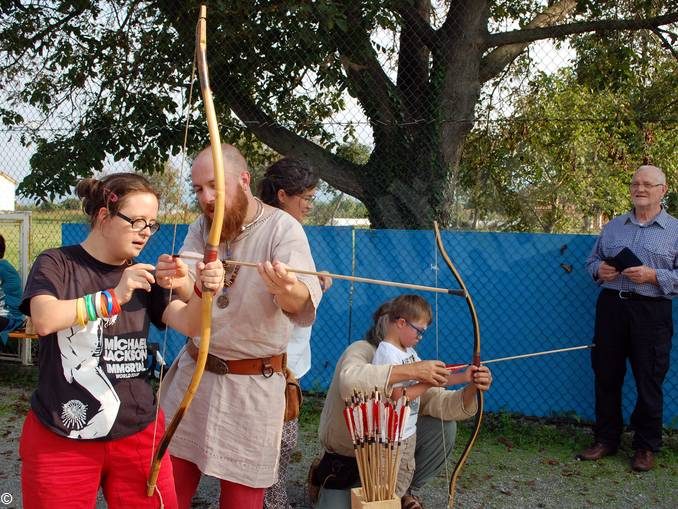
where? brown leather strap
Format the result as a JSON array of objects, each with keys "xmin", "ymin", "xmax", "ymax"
[{"xmin": 185, "ymin": 340, "xmax": 286, "ymax": 377}]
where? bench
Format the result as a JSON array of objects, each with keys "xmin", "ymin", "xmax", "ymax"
[{"xmin": 3, "ymin": 329, "xmax": 37, "ymax": 365}]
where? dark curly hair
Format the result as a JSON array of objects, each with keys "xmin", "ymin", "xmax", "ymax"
[{"xmin": 258, "ymin": 158, "xmax": 319, "ymax": 208}]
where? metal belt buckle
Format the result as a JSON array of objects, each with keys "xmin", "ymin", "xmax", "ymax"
[
  {"xmin": 261, "ymin": 358, "xmax": 274, "ymax": 378},
  {"xmin": 213, "ymin": 357, "xmax": 229, "ymax": 375},
  {"xmin": 619, "ymin": 290, "xmax": 631, "ymax": 300}
]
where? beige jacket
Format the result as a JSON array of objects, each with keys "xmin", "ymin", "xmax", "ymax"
[{"xmin": 318, "ymin": 340, "xmax": 477, "ymax": 457}]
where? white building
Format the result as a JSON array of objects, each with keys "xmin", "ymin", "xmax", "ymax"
[
  {"xmin": 0, "ymin": 172, "xmax": 17, "ymax": 211},
  {"xmin": 326, "ymin": 217, "xmax": 371, "ymax": 228}
]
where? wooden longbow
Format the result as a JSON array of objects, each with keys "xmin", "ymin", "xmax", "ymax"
[
  {"xmin": 433, "ymin": 221, "xmax": 483, "ymax": 508},
  {"xmin": 146, "ymin": 4, "xmax": 225, "ymax": 497}
]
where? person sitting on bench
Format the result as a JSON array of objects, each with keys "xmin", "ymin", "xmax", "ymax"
[{"xmin": 0, "ymin": 233, "xmax": 25, "ymax": 345}]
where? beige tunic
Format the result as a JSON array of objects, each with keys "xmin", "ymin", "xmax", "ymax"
[
  {"xmin": 318, "ymin": 340, "xmax": 477, "ymax": 457},
  {"xmin": 160, "ymin": 207, "xmax": 322, "ymax": 487}
]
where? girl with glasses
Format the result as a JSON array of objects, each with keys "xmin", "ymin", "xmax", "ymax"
[
  {"xmin": 18, "ymin": 172, "xmax": 223, "ymax": 509},
  {"xmin": 311, "ymin": 294, "xmax": 492, "ymax": 509}
]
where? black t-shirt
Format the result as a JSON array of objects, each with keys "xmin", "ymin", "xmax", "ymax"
[{"xmin": 20, "ymin": 245, "xmax": 169, "ymax": 440}]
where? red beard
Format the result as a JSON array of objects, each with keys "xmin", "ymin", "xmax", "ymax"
[
  {"xmin": 202, "ymin": 184, "xmax": 249, "ymax": 242},
  {"xmin": 210, "ymin": 184, "xmax": 249, "ymax": 242}
]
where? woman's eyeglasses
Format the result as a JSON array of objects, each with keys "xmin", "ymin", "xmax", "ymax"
[{"xmin": 115, "ymin": 211, "xmax": 160, "ymax": 235}]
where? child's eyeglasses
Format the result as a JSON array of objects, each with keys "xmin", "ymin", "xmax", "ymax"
[{"xmin": 402, "ymin": 318, "xmax": 426, "ymax": 339}]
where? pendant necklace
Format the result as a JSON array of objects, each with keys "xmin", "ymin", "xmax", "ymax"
[
  {"xmin": 216, "ymin": 199, "xmax": 263, "ymax": 309},
  {"xmin": 240, "ymin": 197, "xmax": 264, "ymax": 234},
  {"xmin": 216, "ymin": 243, "xmax": 241, "ymax": 309}
]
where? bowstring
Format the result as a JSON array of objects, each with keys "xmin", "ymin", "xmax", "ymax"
[
  {"xmin": 148, "ymin": 51, "xmax": 199, "ymax": 469},
  {"xmin": 432, "ymin": 229, "xmax": 452, "ymax": 495}
]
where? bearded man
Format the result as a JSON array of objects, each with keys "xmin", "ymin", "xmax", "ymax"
[{"xmin": 157, "ymin": 144, "xmax": 322, "ymax": 508}]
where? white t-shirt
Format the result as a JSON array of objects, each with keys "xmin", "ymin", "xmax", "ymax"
[
  {"xmin": 287, "ymin": 325, "xmax": 312, "ymax": 379},
  {"xmin": 372, "ymin": 341, "xmax": 421, "ymax": 440}
]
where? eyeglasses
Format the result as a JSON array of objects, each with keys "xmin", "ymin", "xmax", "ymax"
[
  {"xmin": 630, "ymin": 182, "xmax": 664, "ymax": 190},
  {"xmin": 402, "ymin": 318, "xmax": 427, "ymax": 339},
  {"xmin": 115, "ymin": 211, "xmax": 160, "ymax": 235}
]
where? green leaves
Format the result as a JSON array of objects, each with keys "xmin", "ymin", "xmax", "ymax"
[
  {"xmin": 460, "ymin": 48, "xmax": 677, "ymax": 232},
  {"xmin": 1, "ymin": 0, "xmax": 675, "ymax": 228}
]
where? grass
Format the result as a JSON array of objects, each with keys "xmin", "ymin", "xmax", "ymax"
[
  {"xmin": 297, "ymin": 392, "xmax": 678, "ymax": 508},
  {"xmin": 0, "ymin": 362, "xmax": 34, "ymax": 424},
  {"xmin": 0, "ymin": 361, "xmax": 39, "ymax": 389}
]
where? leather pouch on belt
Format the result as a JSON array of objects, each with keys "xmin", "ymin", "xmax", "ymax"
[{"xmin": 284, "ymin": 367, "xmax": 303, "ymax": 421}]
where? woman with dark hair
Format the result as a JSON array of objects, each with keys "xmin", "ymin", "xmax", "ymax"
[
  {"xmin": 259, "ymin": 158, "xmax": 320, "ymax": 222},
  {"xmin": 259, "ymin": 158, "xmax": 328, "ymax": 509},
  {"xmin": 18, "ymin": 173, "xmax": 223, "ymax": 509}
]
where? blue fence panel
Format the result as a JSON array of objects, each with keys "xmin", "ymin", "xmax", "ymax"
[
  {"xmin": 62, "ymin": 224, "xmax": 677, "ymax": 427},
  {"xmin": 308, "ymin": 228, "xmax": 676, "ymax": 427}
]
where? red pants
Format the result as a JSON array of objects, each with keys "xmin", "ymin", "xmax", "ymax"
[
  {"xmin": 171, "ymin": 455, "xmax": 265, "ymax": 509},
  {"xmin": 20, "ymin": 410, "xmax": 177, "ymax": 509}
]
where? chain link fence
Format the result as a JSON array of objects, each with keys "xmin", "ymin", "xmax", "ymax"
[{"xmin": 1, "ymin": 2, "xmax": 676, "ymax": 426}]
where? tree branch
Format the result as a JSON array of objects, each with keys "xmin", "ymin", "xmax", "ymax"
[
  {"xmin": 396, "ymin": 0, "xmax": 434, "ymax": 121},
  {"xmin": 479, "ymin": 0, "xmax": 578, "ymax": 83},
  {"xmin": 221, "ymin": 87, "xmax": 365, "ymax": 200},
  {"xmin": 486, "ymin": 11, "xmax": 678, "ymax": 48},
  {"xmin": 396, "ymin": 3, "xmax": 438, "ymax": 52},
  {"xmin": 332, "ymin": 1, "xmax": 401, "ymax": 137},
  {"xmin": 651, "ymin": 27, "xmax": 678, "ymax": 60}
]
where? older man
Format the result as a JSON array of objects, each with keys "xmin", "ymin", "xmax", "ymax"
[
  {"xmin": 579, "ymin": 165, "xmax": 676, "ymax": 471},
  {"xmin": 157, "ymin": 144, "xmax": 322, "ymax": 507}
]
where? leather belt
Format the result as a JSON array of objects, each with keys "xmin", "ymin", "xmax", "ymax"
[
  {"xmin": 185, "ymin": 340, "xmax": 286, "ymax": 377},
  {"xmin": 604, "ymin": 289, "xmax": 667, "ymax": 302}
]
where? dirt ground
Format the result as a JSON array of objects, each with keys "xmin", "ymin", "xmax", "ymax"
[{"xmin": 1, "ymin": 361, "xmax": 676, "ymax": 509}]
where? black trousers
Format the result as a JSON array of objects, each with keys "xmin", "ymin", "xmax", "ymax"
[{"xmin": 592, "ymin": 289, "xmax": 673, "ymax": 451}]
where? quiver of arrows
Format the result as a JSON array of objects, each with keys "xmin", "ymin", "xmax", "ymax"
[{"xmin": 342, "ymin": 388, "xmax": 411, "ymax": 502}]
